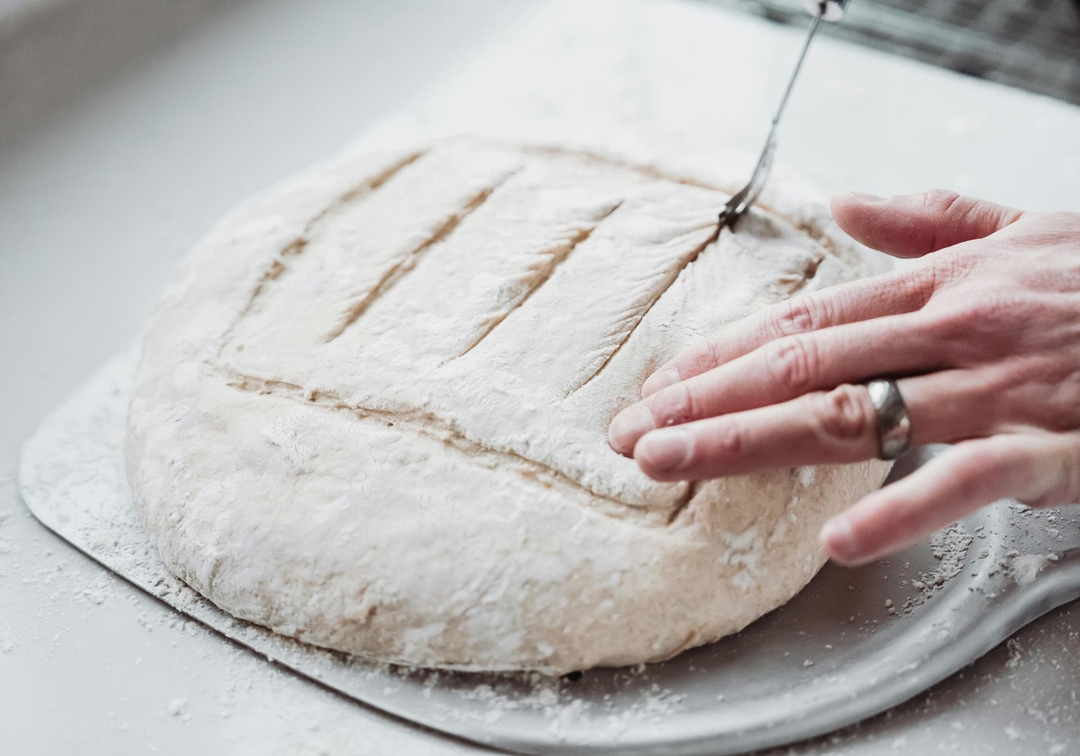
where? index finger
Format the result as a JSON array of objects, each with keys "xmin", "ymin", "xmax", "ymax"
[
  {"xmin": 632, "ymin": 383, "xmax": 881, "ymax": 481},
  {"xmin": 640, "ymin": 265, "xmax": 936, "ymax": 398}
]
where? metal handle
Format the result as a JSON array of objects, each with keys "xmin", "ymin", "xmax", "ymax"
[
  {"xmin": 802, "ymin": 0, "xmax": 850, "ymax": 22},
  {"xmin": 720, "ymin": 0, "xmax": 850, "ymax": 231}
]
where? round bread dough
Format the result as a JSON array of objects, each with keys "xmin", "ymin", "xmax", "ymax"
[{"xmin": 126, "ymin": 132, "xmax": 890, "ymax": 674}]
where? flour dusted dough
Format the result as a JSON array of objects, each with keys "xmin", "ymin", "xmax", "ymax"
[{"xmin": 126, "ymin": 131, "xmax": 890, "ymax": 674}]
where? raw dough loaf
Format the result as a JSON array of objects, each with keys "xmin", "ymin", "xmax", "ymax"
[{"xmin": 126, "ymin": 132, "xmax": 890, "ymax": 674}]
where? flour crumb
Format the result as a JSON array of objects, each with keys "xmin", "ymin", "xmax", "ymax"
[
  {"xmin": 1006, "ymin": 638, "xmax": 1024, "ymax": 670},
  {"xmin": 166, "ymin": 697, "xmax": 191, "ymax": 722},
  {"xmin": 1010, "ymin": 553, "xmax": 1053, "ymax": 586},
  {"xmin": 900, "ymin": 523, "xmax": 973, "ymax": 615}
]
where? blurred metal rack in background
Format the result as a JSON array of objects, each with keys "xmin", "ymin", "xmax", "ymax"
[{"xmin": 700, "ymin": 0, "xmax": 1080, "ymax": 105}]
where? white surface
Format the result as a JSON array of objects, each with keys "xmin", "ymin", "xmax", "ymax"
[{"xmin": 3, "ymin": 0, "xmax": 1080, "ymax": 754}]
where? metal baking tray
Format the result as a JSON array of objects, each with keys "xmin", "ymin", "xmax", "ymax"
[{"xmin": 18, "ymin": 349, "xmax": 1080, "ymax": 755}]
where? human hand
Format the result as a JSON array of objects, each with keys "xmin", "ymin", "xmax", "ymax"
[{"xmin": 607, "ymin": 190, "xmax": 1080, "ymax": 566}]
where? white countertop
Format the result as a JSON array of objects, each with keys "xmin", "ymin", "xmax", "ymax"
[{"xmin": 2, "ymin": 1, "xmax": 1079, "ymax": 753}]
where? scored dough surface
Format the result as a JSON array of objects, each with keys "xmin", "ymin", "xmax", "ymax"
[{"xmin": 126, "ymin": 132, "xmax": 890, "ymax": 673}]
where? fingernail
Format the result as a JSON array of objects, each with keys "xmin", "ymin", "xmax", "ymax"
[
  {"xmin": 820, "ymin": 517, "xmax": 859, "ymax": 562},
  {"xmin": 636, "ymin": 429, "xmax": 694, "ymax": 472},
  {"xmin": 641, "ymin": 368, "xmax": 680, "ymax": 399},
  {"xmin": 845, "ymin": 191, "xmax": 886, "ymax": 204},
  {"xmin": 608, "ymin": 404, "xmax": 656, "ymax": 454}
]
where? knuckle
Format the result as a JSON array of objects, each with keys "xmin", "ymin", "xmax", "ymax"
[
  {"xmin": 998, "ymin": 362, "xmax": 1080, "ymax": 433},
  {"xmin": 651, "ymin": 381, "xmax": 696, "ymax": 426},
  {"xmin": 925, "ymin": 288, "xmax": 1035, "ymax": 354},
  {"xmin": 711, "ymin": 421, "xmax": 744, "ymax": 458},
  {"xmin": 814, "ymin": 385, "xmax": 875, "ymax": 442},
  {"xmin": 922, "ymin": 189, "xmax": 963, "ymax": 220},
  {"xmin": 767, "ymin": 337, "xmax": 818, "ymax": 395},
  {"xmin": 692, "ymin": 337, "xmax": 724, "ymax": 375},
  {"xmin": 922, "ymin": 190, "xmax": 977, "ymax": 252},
  {"xmin": 769, "ymin": 297, "xmax": 821, "ymax": 338}
]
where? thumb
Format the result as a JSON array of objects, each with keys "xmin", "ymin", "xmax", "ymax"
[{"xmin": 831, "ymin": 189, "xmax": 1026, "ymax": 259}]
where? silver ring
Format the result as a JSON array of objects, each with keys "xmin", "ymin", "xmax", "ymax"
[{"xmin": 866, "ymin": 379, "xmax": 912, "ymax": 461}]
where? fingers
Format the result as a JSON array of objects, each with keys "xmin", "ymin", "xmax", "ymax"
[
  {"xmin": 633, "ymin": 384, "xmax": 880, "ymax": 481},
  {"xmin": 610, "ymin": 313, "xmax": 941, "ymax": 456},
  {"xmin": 638, "ymin": 190, "xmax": 1027, "ymax": 404},
  {"xmin": 831, "ymin": 190, "xmax": 1026, "ymax": 259},
  {"xmin": 640, "ymin": 267, "xmax": 937, "ymax": 398},
  {"xmin": 630, "ymin": 367, "xmax": 1012, "ymax": 480},
  {"xmin": 895, "ymin": 368, "xmax": 1001, "ymax": 445},
  {"xmin": 821, "ymin": 432, "xmax": 1080, "ymax": 566}
]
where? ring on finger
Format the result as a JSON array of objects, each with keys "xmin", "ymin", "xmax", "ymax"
[{"xmin": 866, "ymin": 379, "xmax": 912, "ymax": 460}]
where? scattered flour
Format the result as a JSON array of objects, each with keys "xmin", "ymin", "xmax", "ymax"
[
  {"xmin": 425, "ymin": 663, "xmax": 686, "ymax": 732},
  {"xmin": 1006, "ymin": 638, "xmax": 1024, "ymax": 670},
  {"xmin": 166, "ymin": 696, "xmax": 191, "ymax": 723},
  {"xmin": 1010, "ymin": 553, "xmax": 1057, "ymax": 587},
  {"xmin": 898, "ymin": 523, "xmax": 974, "ymax": 615}
]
